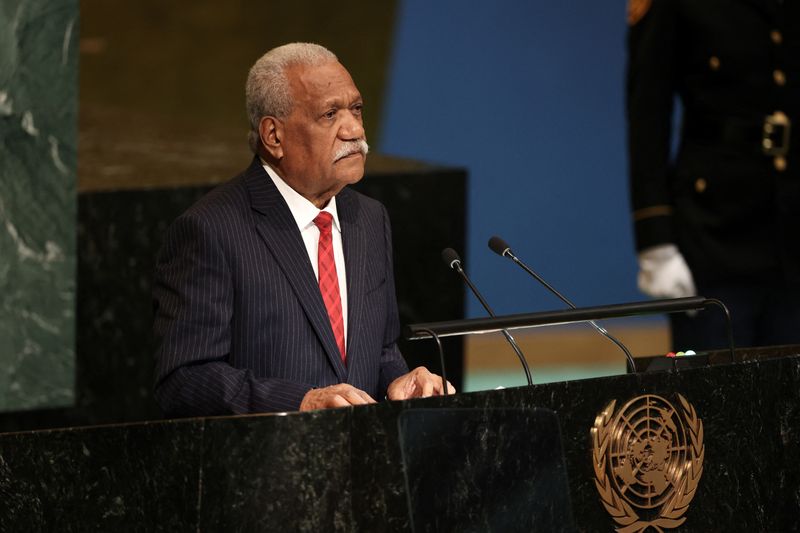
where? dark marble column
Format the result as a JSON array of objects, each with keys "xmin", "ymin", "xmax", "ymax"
[{"xmin": 0, "ymin": 0, "xmax": 78, "ymax": 411}]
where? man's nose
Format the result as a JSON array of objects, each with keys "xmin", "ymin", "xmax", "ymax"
[{"xmin": 339, "ymin": 112, "xmax": 365, "ymax": 140}]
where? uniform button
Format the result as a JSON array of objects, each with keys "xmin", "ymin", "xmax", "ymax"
[
  {"xmin": 695, "ymin": 178, "xmax": 707, "ymax": 193},
  {"xmin": 771, "ymin": 30, "xmax": 783, "ymax": 45},
  {"xmin": 709, "ymin": 56, "xmax": 720, "ymax": 70},
  {"xmin": 775, "ymin": 156, "xmax": 787, "ymax": 172},
  {"xmin": 774, "ymin": 69, "xmax": 786, "ymax": 86}
]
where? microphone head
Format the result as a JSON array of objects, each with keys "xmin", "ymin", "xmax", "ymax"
[
  {"xmin": 488, "ymin": 235, "xmax": 512, "ymax": 257},
  {"xmin": 441, "ymin": 248, "xmax": 462, "ymax": 269}
]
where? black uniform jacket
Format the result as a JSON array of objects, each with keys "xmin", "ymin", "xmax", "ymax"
[{"xmin": 627, "ymin": 0, "xmax": 800, "ymax": 285}]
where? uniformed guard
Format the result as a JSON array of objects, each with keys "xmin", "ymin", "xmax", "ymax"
[{"xmin": 626, "ymin": 0, "xmax": 800, "ymax": 349}]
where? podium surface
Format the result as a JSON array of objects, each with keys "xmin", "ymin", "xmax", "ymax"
[{"xmin": 1, "ymin": 346, "xmax": 799, "ymax": 531}]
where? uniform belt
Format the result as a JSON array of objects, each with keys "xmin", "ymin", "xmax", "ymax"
[{"xmin": 682, "ymin": 112, "xmax": 796, "ymax": 157}]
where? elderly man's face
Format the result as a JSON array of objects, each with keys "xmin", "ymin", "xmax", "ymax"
[{"xmin": 278, "ymin": 60, "xmax": 367, "ymax": 205}]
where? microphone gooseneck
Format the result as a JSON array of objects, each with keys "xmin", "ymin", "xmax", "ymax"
[
  {"xmin": 441, "ymin": 248, "xmax": 534, "ymax": 386},
  {"xmin": 488, "ymin": 236, "xmax": 638, "ymax": 374}
]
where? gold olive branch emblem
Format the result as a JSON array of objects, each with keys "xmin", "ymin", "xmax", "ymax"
[{"xmin": 591, "ymin": 394, "xmax": 704, "ymax": 532}]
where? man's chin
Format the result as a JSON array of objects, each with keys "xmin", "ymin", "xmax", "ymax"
[
  {"xmin": 334, "ymin": 156, "xmax": 366, "ymax": 182},
  {"xmin": 342, "ymin": 170, "xmax": 365, "ymax": 185}
]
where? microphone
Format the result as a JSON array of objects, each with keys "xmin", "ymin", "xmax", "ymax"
[
  {"xmin": 488, "ymin": 236, "xmax": 637, "ymax": 374},
  {"xmin": 441, "ymin": 248, "xmax": 533, "ymax": 386}
]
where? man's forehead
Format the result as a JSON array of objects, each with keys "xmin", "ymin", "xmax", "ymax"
[{"xmin": 287, "ymin": 61, "xmax": 360, "ymax": 101}]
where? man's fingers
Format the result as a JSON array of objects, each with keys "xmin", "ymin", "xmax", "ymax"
[
  {"xmin": 333, "ymin": 384, "xmax": 375, "ymax": 405},
  {"xmin": 302, "ymin": 384, "xmax": 377, "ymax": 410},
  {"xmin": 329, "ymin": 394, "xmax": 352, "ymax": 408},
  {"xmin": 431, "ymin": 376, "xmax": 456, "ymax": 396},
  {"xmin": 404, "ymin": 377, "xmax": 417, "ymax": 396},
  {"xmin": 387, "ymin": 369, "xmax": 458, "ymax": 401},
  {"xmin": 355, "ymin": 389, "xmax": 377, "ymax": 404},
  {"xmin": 342, "ymin": 387, "xmax": 371, "ymax": 406}
]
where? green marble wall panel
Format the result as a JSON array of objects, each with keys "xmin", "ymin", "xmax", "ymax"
[{"xmin": 0, "ymin": 0, "xmax": 78, "ymax": 411}]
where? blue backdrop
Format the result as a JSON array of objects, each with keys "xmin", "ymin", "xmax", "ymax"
[{"xmin": 380, "ymin": 0, "xmax": 641, "ymax": 318}]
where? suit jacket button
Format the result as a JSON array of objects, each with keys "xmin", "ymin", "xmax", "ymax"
[
  {"xmin": 709, "ymin": 56, "xmax": 720, "ymax": 71},
  {"xmin": 771, "ymin": 30, "xmax": 783, "ymax": 45},
  {"xmin": 695, "ymin": 178, "xmax": 707, "ymax": 193},
  {"xmin": 774, "ymin": 69, "xmax": 786, "ymax": 86},
  {"xmin": 775, "ymin": 156, "xmax": 787, "ymax": 172}
]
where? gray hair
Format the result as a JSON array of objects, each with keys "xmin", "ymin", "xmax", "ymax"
[{"xmin": 245, "ymin": 42, "xmax": 337, "ymax": 153}]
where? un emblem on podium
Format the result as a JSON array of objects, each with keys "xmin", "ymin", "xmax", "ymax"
[{"xmin": 591, "ymin": 394, "xmax": 704, "ymax": 532}]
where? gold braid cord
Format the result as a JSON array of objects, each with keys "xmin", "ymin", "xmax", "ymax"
[{"xmin": 591, "ymin": 395, "xmax": 705, "ymax": 532}]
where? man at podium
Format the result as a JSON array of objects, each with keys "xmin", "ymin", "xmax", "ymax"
[{"xmin": 152, "ymin": 43, "xmax": 453, "ymax": 416}]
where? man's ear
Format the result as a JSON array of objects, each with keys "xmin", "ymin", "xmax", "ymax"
[{"xmin": 259, "ymin": 116, "xmax": 283, "ymax": 159}]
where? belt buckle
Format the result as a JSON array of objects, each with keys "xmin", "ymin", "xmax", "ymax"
[{"xmin": 762, "ymin": 111, "xmax": 790, "ymax": 156}]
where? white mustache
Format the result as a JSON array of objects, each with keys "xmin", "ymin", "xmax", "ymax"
[{"xmin": 333, "ymin": 139, "xmax": 369, "ymax": 162}]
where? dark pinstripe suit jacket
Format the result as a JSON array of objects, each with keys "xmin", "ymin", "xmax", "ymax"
[{"xmin": 153, "ymin": 158, "xmax": 409, "ymax": 416}]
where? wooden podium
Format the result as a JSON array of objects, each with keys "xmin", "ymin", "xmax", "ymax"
[{"xmin": 1, "ymin": 346, "xmax": 799, "ymax": 531}]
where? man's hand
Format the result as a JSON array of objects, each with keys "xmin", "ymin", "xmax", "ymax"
[
  {"xmin": 299, "ymin": 384, "xmax": 376, "ymax": 411},
  {"xmin": 387, "ymin": 366, "xmax": 456, "ymax": 401},
  {"xmin": 637, "ymin": 244, "xmax": 696, "ymax": 299}
]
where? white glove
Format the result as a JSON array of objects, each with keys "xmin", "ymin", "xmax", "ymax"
[{"xmin": 637, "ymin": 244, "xmax": 697, "ymax": 299}]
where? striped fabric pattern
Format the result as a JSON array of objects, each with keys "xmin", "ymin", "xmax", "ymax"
[{"xmin": 152, "ymin": 157, "xmax": 409, "ymax": 416}]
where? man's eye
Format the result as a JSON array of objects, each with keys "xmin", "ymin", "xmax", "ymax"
[
  {"xmin": 352, "ymin": 103, "xmax": 363, "ymax": 115},
  {"xmin": 324, "ymin": 109, "xmax": 337, "ymax": 119}
]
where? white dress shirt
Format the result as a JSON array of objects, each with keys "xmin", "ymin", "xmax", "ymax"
[{"xmin": 262, "ymin": 163, "xmax": 348, "ymax": 346}]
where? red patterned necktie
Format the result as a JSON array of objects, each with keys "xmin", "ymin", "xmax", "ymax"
[{"xmin": 313, "ymin": 212, "xmax": 346, "ymax": 362}]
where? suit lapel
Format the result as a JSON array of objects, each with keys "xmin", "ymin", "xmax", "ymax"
[
  {"xmin": 244, "ymin": 159, "xmax": 347, "ymax": 382},
  {"xmin": 337, "ymin": 188, "xmax": 366, "ymax": 381}
]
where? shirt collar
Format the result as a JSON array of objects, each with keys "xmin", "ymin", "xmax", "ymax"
[{"xmin": 262, "ymin": 161, "xmax": 341, "ymax": 233}]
